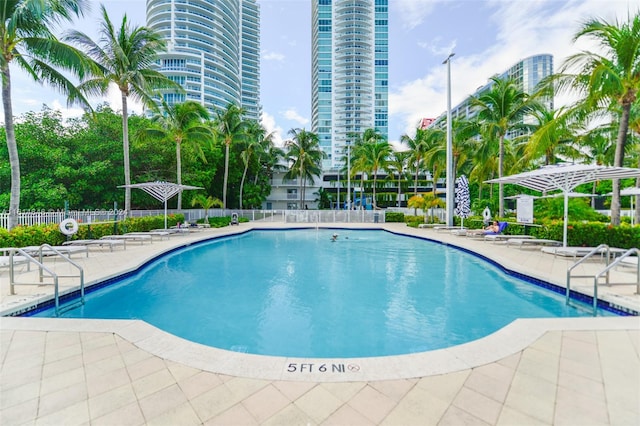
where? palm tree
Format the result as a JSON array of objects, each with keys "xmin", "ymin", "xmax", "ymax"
[
  {"xmin": 469, "ymin": 129, "xmax": 499, "ymax": 201},
  {"xmin": 471, "ymin": 77, "xmax": 536, "ymax": 216},
  {"xmin": 1, "ymin": 0, "xmax": 92, "ymax": 230},
  {"xmin": 65, "ymin": 4, "xmax": 180, "ymax": 214},
  {"xmin": 137, "ymin": 101, "xmax": 212, "ymax": 209},
  {"xmin": 191, "ymin": 194, "xmax": 222, "ymax": 223},
  {"xmin": 426, "ymin": 118, "xmax": 478, "ymax": 185},
  {"xmin": 284, "ymin": 128, "xmax": 326, "ymax": 209},
  {"xmin": 387, "ymin": 150, "xmax": 410, "ymax": 207},
  {"xmin": 348, "ymin": 128, "xmax": 385, "ymax": 204},
  {"xmin": 629, "ymin": 100, "xmax": 640, "ymax": 222},
  {"xmin": 524, "ymin": 106, "xmax": 582, "ymax": 165},
  {"xmin": 211, "ymin": 103, "xmax": 247, "ymax": 209},
  {"xmin": 551, "ymin": 13, "xmax": 640, "ymax": 225},
  {"xmin": 240, "ymin": 121, "xmax": 273, "ymax": 210},
  {"xmin": 401, "ymin": 128, "xmax": 427, "ymax": 197},
  {"xmin": 358, "ymin": 140, "xmax": 391, "ymax": 209}
]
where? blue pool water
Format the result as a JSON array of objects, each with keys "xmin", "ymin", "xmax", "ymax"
[{"xmin": 34, "ymin": 229, "xmax": 609, "ymax": 358}]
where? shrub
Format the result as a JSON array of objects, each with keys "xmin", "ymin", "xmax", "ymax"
[
  {"xmin": 0, "ymin": 214, "xmax": 185, "ymax": 248},
  {"xmin": 531, "ymin": 220, "xmax": 640, "ymax": 249},
  {"xmin": 403, "ymin": 215, "xmax": 423, "ymax": 227},
  {"xmin": 206, "ymin": 216, "xmax": 249, "ymax": 227},
  {"xmin": 385, "ymin": 212, "xmax": 404, "ymax": 223}
]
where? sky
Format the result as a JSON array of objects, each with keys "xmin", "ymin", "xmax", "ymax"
[{"xmin": 4, "ymin": 0, "xmax": 640, "ymax": 148}]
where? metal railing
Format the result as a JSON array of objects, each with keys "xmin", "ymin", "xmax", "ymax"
[
  {"xmin": 9, "ymin": 245, "xmax": 85, "ymax": 316},
  {"xmin": 566, "ymin": 244, "xmax": 638, "ymax": 316}
]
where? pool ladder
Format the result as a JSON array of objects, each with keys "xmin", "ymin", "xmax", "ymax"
[
  {"xmin": 566, "ymin": 245, "xmax": 639, "ymax": 316},
  {"xmin": 9, "ymin": 244, "xmax": 85, "ymax": 316}
]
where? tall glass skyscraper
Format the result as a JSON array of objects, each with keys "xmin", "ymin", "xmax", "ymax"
[
  {"xmin": 311, "ymin": 0, "xmax": 388, "ymax": 169},
  {"xmin": 430, "ymin": 54, "xmax": 554, "ymax": 128},
  {"xmin": 146, "ymin": 0, "xmax": 260, "ymax": 120}
]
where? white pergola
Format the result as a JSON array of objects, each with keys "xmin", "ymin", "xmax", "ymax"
[
  {"xmin": 119, "ymin": 181, "xmax": 203, "ymax": 229},
  {"xmin": 486, "ymin": 164, "xmax": 640, "ymax": 247}
]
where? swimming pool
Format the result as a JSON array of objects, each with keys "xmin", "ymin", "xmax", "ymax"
[{"xmin": 33, "ymin": 229, "xmax": 612, "ymax": 358}]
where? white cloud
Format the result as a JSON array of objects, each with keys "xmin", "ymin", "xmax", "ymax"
[
  {"xmin": 262, "ymin": 50, "xmax": 285, "ymax": 61},
  {"xmin": 261, "ymin": 111, "xmax": 285, "ymax": 147},
  {"xmin": 396, "ymin": 0, "xmax": 439, "ymax": 30},
  {"xmin": 50, "ymin": 100, "xmax": 86, "ymax": 120},
  {"xmin": 283, "ymin": 108, "xmax": 309, "ymax": 126},
  {"xmin": 390, "ymin": 0, "xmax": 640, "ymax": 139},
  {"xmin": 417, "ymin": 37, "xmax": 457, "ymax": 57}
]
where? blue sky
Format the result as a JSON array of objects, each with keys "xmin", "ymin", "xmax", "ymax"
[{"xmin": 4, "ymin": 0, "xmax": 639, "ymax": 147}]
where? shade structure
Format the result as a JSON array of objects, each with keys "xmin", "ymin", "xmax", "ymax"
[
  {"xmin": 119, "ymin": 181, "xmax": 203, "ymax": 229},
  {"xmin": 486, "ymin": 164, "xmax": 640, "ymax": 246},
  {"xmin": 538, "ymin": 191, "xmax": 597, "ymax": 199}
]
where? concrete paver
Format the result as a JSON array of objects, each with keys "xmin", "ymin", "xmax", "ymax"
[{"xmin": 1, "ymin": 222, "xmax": 639, "ymax": 425}]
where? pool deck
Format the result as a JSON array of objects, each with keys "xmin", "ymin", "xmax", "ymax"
[{"xmin": 1, "ymin": 222, "xmax": 639, "ymax": 425}]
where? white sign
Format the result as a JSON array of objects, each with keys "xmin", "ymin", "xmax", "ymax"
[{"xmin": 516, "ymin": 197, "xmax": 534, "ymax": 224}]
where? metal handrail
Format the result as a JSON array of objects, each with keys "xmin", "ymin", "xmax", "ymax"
[
  {"xmin": 566, "ymin": 244, "xmax": 613, "ymax": 315},
  {"xmin": 9, "ymin": 245, "xmax": 85, "ymax": 316},
  {"xmin": 592, "ymin": 248, "xmax": 640, "ymax": 313}
]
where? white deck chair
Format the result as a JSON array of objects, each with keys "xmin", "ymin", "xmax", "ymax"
[
  {"xmin": 101, "ymin": 234, "xmax": 153, "ymax": 244},
  {"xmin": 63, "ymin": 239, "xmax": 126, "ymax": 251},
  {"xmin": 506, "ymin": 238, "xmax": 562, "ymax": 248},
  {"xmin": 22, "ymin": 245, "xmax": 89, "ymax": 258}
]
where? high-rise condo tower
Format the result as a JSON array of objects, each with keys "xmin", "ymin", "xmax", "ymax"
[
  {"xmin": 311, "ymin": 0, "xmax": 389, "ymax": 169},
  {"xmin": 146, "ymin": 0, "xmax": 260, "ymax": 120}
]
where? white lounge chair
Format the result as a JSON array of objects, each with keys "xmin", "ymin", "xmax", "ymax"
[
  {"xmin": 63, "ymin": 239, "xmax": 126, "ymax": 251},
  {"xmin": 126, "ymin": 231, "xmax": 171, "ymax": 241},
  {"xmin": 506, "ymin": 238, "xmax": 562, "ymax": 248},
  {"xmin": 484, "ymin": 234, "xmax": 534, "ymax": 243},
  {"xmin": 433, "ymin": 226, "xmax": 466, "ymax": 233},
  {"xmin": 541, "ymin": 246, "xmax": 627, "ymax": 260},
  {"xmin": 0, "ymin": 248, "xmax": 29, "ymax": 269},
  {"xmin": 101, "ymin": 234, "xmax": 153, "ymax": 244},
  {"xmin": 619, "ymin": 256, "xmax": 638, "ymax": 267},
  {"xmin": 22, "ymin": 245, "xmax": 89, "ymax": 258}
]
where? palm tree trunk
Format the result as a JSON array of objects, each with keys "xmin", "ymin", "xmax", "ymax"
[
  {"xmin": 240, "ymin": 161, "xmax": 249, "ymax": 210},
  {"xmin": 360, "ymin": 174, "xmax": 365, "ymax": 209},
  {"xmin": 498, "ymin": 134, "xmax": 505, "ymax": 217},
  {"xmin": 414, "ymin": 162, "xmax": 419, "ymax": 197},
  {"xmin": 611, "ymin": 104, "xmax": 631, "ymax": 225},
  {"xmin": 176, "ymin": 141, "xmax": 182, "ymax": 210},
  {"xmin": 2, "ymin": 63, "xmax": 19, "ymax": 230},
  {"xmin": 397, "ymin": 175, "xmax": 401, "ymax": 207},
  {"xmin": 636, "ymin": 156, "xmax": 640, "ymax": 224},
  {"xmin": 372, "ymin": 170, "xmax": 377, "ymax": 209},
  {"xmin": 121, "ymin": 92, "xmax": 131, "ymax": 216},
  {"xmin": 223, "ymin": 142, "xmax": 230, "ymax": 209}
]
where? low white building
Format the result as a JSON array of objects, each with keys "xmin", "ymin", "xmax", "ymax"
[{"xmin": 263, "ymin": 171, "xmax": 322, "ymax": 210}]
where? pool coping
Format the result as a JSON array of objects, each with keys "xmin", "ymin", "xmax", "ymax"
[
  {"xmin": 2, "ymin": 224, "xmax": 639, "ymax": 382},
  {"xmin": 3, "ymin": 315, "xmax": 637, "ymax": 382}
]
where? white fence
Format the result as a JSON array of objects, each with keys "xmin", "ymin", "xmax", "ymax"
[
  {"xmin": 132, "ymin": 209, "xmax": 386, "ymax": 224},
  {"xmin": 0, "ymin": 210, "xmax": 127, "ymax": 229},
  {"xmin": 1, "ymin": 208, "xmax": 386, "ymax": 229}
]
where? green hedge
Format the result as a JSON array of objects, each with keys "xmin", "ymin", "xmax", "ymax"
[
  {"xmin": 203, "ymin": 216, "xmax": 249, "ymax": 227},
  {"xmin": 0, "ymin": 214, "xmax": 185, "ymax": 248},
  {"xmin": 532, "ymin": 221, "xmax": 640, "ymax": 249},
  {"xmin": 385, "ymin": 212, "xmax": 405, "ymax": 223}
]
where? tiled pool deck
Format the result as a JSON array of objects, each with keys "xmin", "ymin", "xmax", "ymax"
[{"xmin": 1, "ymin": 222, "xmax": 638, "ymax": 425}]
